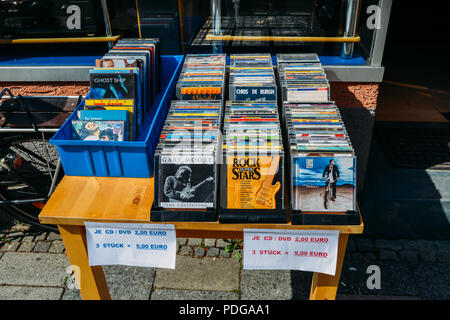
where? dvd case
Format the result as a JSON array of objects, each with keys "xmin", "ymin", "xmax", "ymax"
[{"xmin": 71, "ymin": 120, "xmax": 126, "ymax": 141}]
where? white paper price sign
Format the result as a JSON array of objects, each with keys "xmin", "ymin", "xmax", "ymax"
[
  {"xmin": 243, "ymin": 229, "xmax": 339, "ymax": 275},
  {"xmin": 85, "ymin": 222, "xmax": 176, "ymax": 269}
]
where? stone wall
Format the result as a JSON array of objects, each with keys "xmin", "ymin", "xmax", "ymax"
[{"xmin": 0, "ymin": 82, "xmax": 89, "ymax": 96}]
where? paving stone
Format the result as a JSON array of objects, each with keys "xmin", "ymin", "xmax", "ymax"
[
  {"xmin": 355, "ymin": 238, "xmax": 375, "ymax": 252},
  {"xmin": 0, "ymin": 253, "xmax": 3, "ymax": 259},
  {"xmin": 399, "ymin": 239, "xmax": 418, "ymax": 251},
  {"xmin": 344, "ymin": 249, "xmax": 352, "ymax": 261},
  {"xmin": 436, "ymin": 240, "xmax": 450, "ymax": 250},
  {"xmin": 417, "ymin": 241, "xmax": 437, "ymax": 262},
  {"xmin": 179, "ymin": 246, "xmax": 193, "ymax": 256},
  {"xmin": 48, "ymin": 241, "xmax": 65, "ymax": 254},
  {"xmin": 64, "ymin": 266, "xmax": 79, "ymax": 291},
  {"xmin": 47, "ymin": 232, "xmax": 62, "ymax": 241},
  {"xmin": 352, "ymin": 252, "xmax": 364, "ymax": 260},
  {"xmin": 6, "ymin": 232, "xmax": 24, "ymax": 239},
  {"xmin": 176, "ymin": 238, "xmax": 187, "ymax": 246},
  {"xmin": 7, "ymin": 234, "xmax": 23, "ymax": 243},
  {"xmin": 188, "ymin": 238, "xmax": 203, "ymax": 246},
  {"xmin": 411, "ymin": 262, "xmax": 450, "ymax": 300},
  {"xmin": 33, "ymin": 241, "xmax": 51, "ymax": 253},
  {"xmin": 436, "ymin": 241, "xmax": 450, "ymax": 262},
  {"xmin": 378, "ymin": 249, "xmax": 398, "ymax": 261},
  {"xmin": 436, "ymin": 249, "xmax": 450, "ymax": 262},
  {"xmin": 154, "ymin": 256, "xmax": 240, "ymax": 292},
  {"xmin": 0, "ymin": 242, "xmax": 19, "ymax": 252},
  {"xmin": 0, "ymin": 286, "xmax": 63, "ymax": 300},
  {"xmin": 375, "ymin": 239, "xmax": 402, "ymax": 251},
  {"xmin": 347, "ymin": 239, "xmax": 356, "ymax": 251},
  {"xmin": 194, "ymin": 247, "xmax": 205, "ymax": 257},
  {"xmin": 17, "ymin": 242, "xmax": 35, "ymax": 252},
  {"xmin": 103, "ymin": 265, "xmax": 155, "ymax": 300},
  {"xmin": 216, "ymin": 239, "xmax": 228, "ymax": 249},
  {"xmin": 206, "ymin": 247, "xmax": 220, "ymax": 257},
  {"xmin": 339, "ymin": 260, "xmax": 420, "ymax": 296},
  {"xmin": 62, "ymin": 288, "xmax": 82, "ymax": 300},
  {"xmin": 0, "ymin": 252, "xmax": 70, "ymax": 286},
  {"xmin": 34, "ymin": 233, "xmax": 47, "ymax": 241},
  {"xmin": 290, "ymin": 270, "xmax": 314, "ymax": 300},
  {"xmin": 219, "ymin": 249, "xmax": 231, "ymax": 258},
  {"xmin": 151, "ymin": 289, "xmax": 239, "ymax": 300},
  {"xmin": 399, "ymin": 250, "xmax": 419, "ymax": 262},
  {"xmin": 204, "ymin": 239, "xmax": 216, "ymax": 247},
  {"xmin": 21, "ymin": 235, "xmax": 35, "ymax": 242},
  {"xmin": 241, "ymin": 270, "xmax": 297, "ymax": 300},
  {"xmin": 365, "ymin": 253, "xmax": 377, "ymax": 261}
]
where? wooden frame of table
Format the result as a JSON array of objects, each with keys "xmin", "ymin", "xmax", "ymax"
[{"xmin": 39, "ymin": 176, "xmax": 364, "ymax": 300}]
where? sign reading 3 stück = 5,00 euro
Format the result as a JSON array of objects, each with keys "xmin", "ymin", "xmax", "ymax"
[
  {"xmin": 85, "ymin": 222, "xmax": 176, "ymax": 268},
  {"xmin": 243, "ymin": 229, "xmax": 339, "ymax": 275}
]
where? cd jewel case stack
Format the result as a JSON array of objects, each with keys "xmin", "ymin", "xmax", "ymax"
[
  {"xmin": 152, "ymin": 54, "xmax": 227, "ymax": 222},
  {"xmin": 175, "ymin": 54, "xmax": 226, "ymax": 102},
  {"xmin": 154, "ymin": 100, "xmax": 222, "ymax": 212},
  {"xmin": 279, "ymin": 54, "xmax": 357, "ymax": 218},
  {"xmin": 228, "ymin": 54, "xmax": 277, "ymax": 101},
  {"xmin": 220, "ymin": 100, "xmax": 286, "ymax": 223},
  {"xmin": 277, "ymin": 53, "xmax": 330, "ymax": 103}
]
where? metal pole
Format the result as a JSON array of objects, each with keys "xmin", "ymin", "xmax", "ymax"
[
  {"xmin": 211, "ymin": 0, "xmax": 222, "ymax": 53},
  {"xmin": 211, "ymin": 0, "xmax": 222, "ymax": 36},
  {"xmin": 232, "ymin": 0, "xmax": 240, "ymax": 23},
  {"xmin": 341, "ymin": 0, "xmax": 361, "ymax": 59},
  {"xmin": 100, "ymin": 0, "xmax": 113, "ymax": 49}
]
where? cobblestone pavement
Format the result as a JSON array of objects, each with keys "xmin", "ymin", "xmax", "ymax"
[{"xmin": 0, "ymin": 220, "xmax": 449, "ymax": 300}]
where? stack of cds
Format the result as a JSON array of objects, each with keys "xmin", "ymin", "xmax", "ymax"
[
  {"xmin": 229, "ymin": 54, "xmax": 277, "ymax": 101},
  {"xmin": 220, "ymin": 100, "xmax": 285, "ymax": 217},
  {"xmin": 176, "ymin": 54, "xmax": 226, "ymax": 101},
  {"xmin": 72, "ymin": 38, "xmax": 160, "ymax": 142},
  {"xmin": 277, "ymin": 53, "xmax": 329, "ymax": 102},
  {"xmin": 154, "ymin": 100, "xmax": 222, "ymax": 210},
  {"xmin": 284, "ymin": 101, "xmax": 356, "ymax": 213}
]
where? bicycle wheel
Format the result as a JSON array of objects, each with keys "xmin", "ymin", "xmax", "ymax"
[
  {"xmin": 0, "ymin": 134, "xmax": 62, "ymax": 233},
  {"xmin": 323, "ymin": 188, "xmax": 329, "ymax": 209}
]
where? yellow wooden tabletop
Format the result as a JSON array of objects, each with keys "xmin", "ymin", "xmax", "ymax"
[{"xmin": 39, "ymin": 176, "xmax": 364, "ymax": 238}]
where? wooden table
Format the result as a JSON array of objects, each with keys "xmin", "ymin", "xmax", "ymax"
[{"xmin": 39, "ymin": 175, "xmax": 364, "ymax": 300}]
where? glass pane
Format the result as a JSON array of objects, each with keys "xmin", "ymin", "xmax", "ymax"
[{"xmin": 0, "ymin": 0, "xmax": 106, "ymax": 39}]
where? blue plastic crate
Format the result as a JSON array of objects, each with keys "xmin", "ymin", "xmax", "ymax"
[{"xmin": 50, "ymin": 55, "xmax": 184, "ymax": 178}]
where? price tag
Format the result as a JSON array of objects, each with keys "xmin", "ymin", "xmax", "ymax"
[
  {"xmin": 85, "ymin": 222, "xmax": 176, "ymax": 269},
  {"xmin": 243, "ymin": 229, "xmax": 339, "ymax": 275}
]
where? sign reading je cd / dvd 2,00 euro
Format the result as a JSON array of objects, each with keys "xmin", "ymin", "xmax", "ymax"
[{"xmin": 85, "ymin": 222, "xmax": 176, "ymax": 268}]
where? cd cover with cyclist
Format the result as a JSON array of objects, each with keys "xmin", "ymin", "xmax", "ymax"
[{"xmin": 292, "ymin": 156, "xmax": 356, "ymax": 212}]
